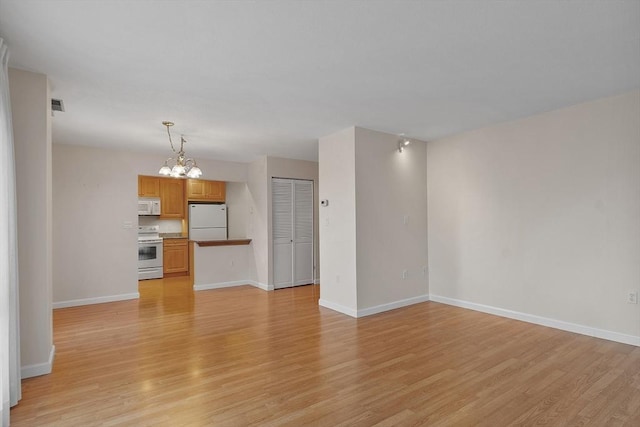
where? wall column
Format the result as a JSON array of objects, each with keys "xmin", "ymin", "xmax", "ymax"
[
  {"xmin": 9, "ymin": 68, "xmax": 54, "ymax": 377},
  {"xmin": 318, "ymin": 126, "xmax": 428, "ymax": 317}
]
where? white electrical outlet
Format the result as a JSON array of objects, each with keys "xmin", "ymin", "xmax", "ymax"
[
  {"xmin": 402, "ymin": 269, "xmax": 408, "ymax": 279},
  {"xmin": 403, "ymin": 215, "xmax": 409, "ymax": 225},
  {"xmin": 627, "ymin": 290, "xmax": 638, "ymax": 304},
  {"xmin": 122, "ymin": 221, "xmax": 133, "ymax": 229}
]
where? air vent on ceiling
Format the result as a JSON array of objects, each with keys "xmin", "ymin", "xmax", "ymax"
[{"xmin": 51, "ymin": 98, "xmax": 65, "ymax": 112}]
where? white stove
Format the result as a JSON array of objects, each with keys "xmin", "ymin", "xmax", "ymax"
[
  {"xmin": 138, "ymin": 225, "xmax": 163, "ymax": 280},
  {"xmin": 138, "ymin": 225, "xmax": 162, "ymax": 242}
]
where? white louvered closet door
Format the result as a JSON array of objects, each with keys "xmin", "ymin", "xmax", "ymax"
[
  {"xmin": 272, "ymin": 178, "xmax": 314, "ymax": 289},
  {"xmin": 293, "ymin": 180, "xmax": 313, "ymax": 286},
  {"xmin": 272, "ymin": 179, "xmax": 293, "ymax": 288}
]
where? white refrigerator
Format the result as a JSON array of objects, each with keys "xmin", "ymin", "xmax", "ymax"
[{"xmin": 189, "ymin": 204, "xmax": 227, "ymax": 240}]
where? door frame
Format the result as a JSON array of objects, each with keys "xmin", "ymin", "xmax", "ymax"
[{"xmin": 271, "ymin": 177, "xmax": 315, "ymax": 289}]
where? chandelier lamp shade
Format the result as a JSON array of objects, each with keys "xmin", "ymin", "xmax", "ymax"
[{"xmin": 158, "ymin": 121, "xmax": 203, "ymax": 178}]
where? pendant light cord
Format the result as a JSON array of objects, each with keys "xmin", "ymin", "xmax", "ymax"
[{"xmin": 166, "ymin": 124, "xmax": 177, "ymax": 153}]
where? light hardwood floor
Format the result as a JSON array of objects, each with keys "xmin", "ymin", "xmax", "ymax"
[{"xmin": 11, "ymin": 277, "xmax": 640, "ymax": 426}]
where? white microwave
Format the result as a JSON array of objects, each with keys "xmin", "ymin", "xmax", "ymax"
[{"xmin": 138, "ymin": 198, "xmax": 161, "ymax": 216}]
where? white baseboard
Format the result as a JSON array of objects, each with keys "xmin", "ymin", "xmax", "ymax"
[
  {"xmin": 319, "ymin": 294, "xmax": 431, "ymax": 318},
  {"xmin": 53, "ymin": 293, "xmax": 139, "ymax": 309},
  {"xmin": 357, "ymin": 294, "xmax": 430, "ymax": 317},
  {"xmin": 430, "ymin": 295, "xmax": 640, "ymax": 347},
  {"xmin": 249, "ymin": 281, "xmax": 274, "ymax": 291},
  {"xmin": 194, "ymin": 280, "xmax": 273, "ymax": 292},
  {"xmin": 21, "ymin": 345, "xmax": 55, "ymax": 379},
  {"xmin": 194, "ymin": 280, "xmax": 249, "ymax": 291},
  {"xmin": 318, "ymin": 299, "xmax": 358, "ymax": 317}
]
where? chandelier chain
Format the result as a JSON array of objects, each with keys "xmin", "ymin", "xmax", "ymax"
[{"xmin": 166, "ymin": 123, "xmax": 178, "ymax": 153}]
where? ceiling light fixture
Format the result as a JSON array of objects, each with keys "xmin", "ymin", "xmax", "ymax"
[
  {"xmin": 158, "ymin": 121, "xmax": 202, "ymax": 178},
  {"xmin": 398, "ymin": 135, "xmax": 411, "ymax": 153}
]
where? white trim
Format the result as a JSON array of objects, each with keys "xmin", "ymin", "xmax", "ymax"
[
  {"xmin": 194, "ymin": 280, "xmax": 249, "ymax": 291},
  {"xmin": 318, "ymin": 299, "xmax": 358, "ymax": 317},
  {"xmin": 250, "ymin": 281, "xmax": 274, "ymax": 291},
  {"xmin": 357, "ymin": 294, "xmax": 430, "ymax": 317},
  {"xmin": 21, "ymin": 345, "xmax": 55, "ymax": 379},
  {"xmin": 430, "ymin": 295, "xmax": 640, "ymax": 347},
  {"xmin": 53, "ymin": 293, "xmax": 139, "ymax": 309},
  {"xmin": 194, "ymin": 280, "xmax": 273, "ymax": 292}
]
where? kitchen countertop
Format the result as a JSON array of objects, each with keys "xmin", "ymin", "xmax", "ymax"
[
  {"xmin": 159, "ymin": 233, "xmax": 251, "ymax": 246},
  {"xmin": 159, "ymin": 233, "xmax": 188, "ymax": 239},
  {"xmin": 194, "ymin": 239, "xmax": 252, "ymax": 247}
]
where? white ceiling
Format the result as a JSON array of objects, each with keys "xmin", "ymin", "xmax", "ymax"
[{"xmin": 1, "ymin": 1, "xmax": 638, "ymax": 163}]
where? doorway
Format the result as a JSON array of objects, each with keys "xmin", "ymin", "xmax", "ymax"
[{"xmin": 272, "ymin": 178, "xmax": 314, "ymax": 289}]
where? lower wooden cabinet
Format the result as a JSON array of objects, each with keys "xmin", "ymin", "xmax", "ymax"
[{"xmin": 163, "ymin": 239, "xmax": 189, "ymax": 274}]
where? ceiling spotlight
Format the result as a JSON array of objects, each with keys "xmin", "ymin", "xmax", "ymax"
[{"xmin": 398, "ymin": 136, "xmax": 411, "ymax": 153}]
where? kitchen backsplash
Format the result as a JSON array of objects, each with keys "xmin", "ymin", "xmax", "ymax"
[{"xmin": 138, "ymin": 217, "xmax": 182, "ymax": 233}]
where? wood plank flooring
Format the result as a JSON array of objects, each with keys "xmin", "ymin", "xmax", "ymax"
[{"xmin": 10, "ymin": 278, "xmax": 640, "ymax": 426}]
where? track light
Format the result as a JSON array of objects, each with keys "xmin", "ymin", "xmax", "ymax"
[{"xmin": 398, "ymin": 136, "xmax": 411, "ymax": 153}]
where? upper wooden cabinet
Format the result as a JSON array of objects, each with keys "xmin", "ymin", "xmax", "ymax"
[
  {"xmin": 139, "ymin": 176, "xmax": 224, "ymax": 219},
  {"xmin": 159, "ymin": 178, "xmax": 185, "ymax": 219},
  {"xmin": 186, "ymin": 179, "xmax": 225, "ymax": 202},
  {"xmin": 138, "ymin": 176, "xmax": 160, "ymax": 197}
]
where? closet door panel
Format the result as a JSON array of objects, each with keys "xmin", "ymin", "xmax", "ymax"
[
  {"xmin": 293, "ymin": 180, "xmax": 314, "ymax": 285},
  {"xmin": 294, "ymin": 242, "xmax": 313, "ymax": 285},
  {"xmin": 272, "ymin": 178, "xmax": 294, "ymax": 288},
  {"xmin": 272, "ymin": 178, "xmax": 313, "ymax": 289}
]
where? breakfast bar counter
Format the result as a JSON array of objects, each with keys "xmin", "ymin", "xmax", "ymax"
[{"xmin": 193, "ymin": 239, "xmax": 252, "ymax": 247}]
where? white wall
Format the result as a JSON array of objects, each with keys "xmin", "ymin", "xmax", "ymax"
[
  {"xmin": 225, "ymin": 181, "xmax": 250, "ymax": 239},
  {"xmin": 354, "ymin": 127, "xmax": 428, "ymax": 310},
  {"xmin": 53, "ymin": 144, "xmax": 139, "ymax": 305},
  {"xmin": 318, "ymin": 128, "xmax": 358, "ymax": 314},
  {"xmin": 193, "ymin": 245, "xmax": 258, "ymax": 289},
  {"xmin": 52, "ymin": 143, "xmax": 251, "ymax": 305},
  {"xmin": 9, "ymin": 68, "xmax": 54, "ymax": 376},
  {"xmin": 427, "ymin": 91, "xmax": 640, "ymax": 344},
  {"xmin": 319, "ymin": 127, "xmax": 428, "ymax": 316},
  {"xmin": 246, "ymin": 156, "xmax": 269, "ymax": 287}
]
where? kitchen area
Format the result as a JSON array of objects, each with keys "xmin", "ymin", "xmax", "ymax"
[
  {"xmin": 50, "ymin": 144, "xmax": 315, "ymax": 309},
  {"xmin": 137, "ymin": 176, "xmax": 252, "ymax": 284}
]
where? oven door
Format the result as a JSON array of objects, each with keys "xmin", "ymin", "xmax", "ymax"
[{"xmin": 138, "ymin": 240, "xmax": 163, "ymax": 269}]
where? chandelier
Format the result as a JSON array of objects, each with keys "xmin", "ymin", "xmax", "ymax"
[{"xmin": 158, "ymin": 121, "xmax": 203, "ymax": 178}]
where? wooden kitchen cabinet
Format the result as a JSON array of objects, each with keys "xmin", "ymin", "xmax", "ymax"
[
  {"xmin": 159, "ymin": 178, "xmax": 185, "ymax": 219},
  {"xmin": 186, "ymin": 179, "xmax": 225, "ymax": 202},
  {"xmin": 138, "ymin": 175, "xmax": 160, "ymax": 197},
  {"xmin": 163, "ymin": 239, "xmax": 189, "ymax": 274}
]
